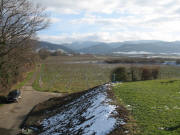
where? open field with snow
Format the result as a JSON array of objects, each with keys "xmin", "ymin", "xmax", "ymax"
[{"xmin": 22, "ymin": 55, "xmax": 180, "ymax": 135}]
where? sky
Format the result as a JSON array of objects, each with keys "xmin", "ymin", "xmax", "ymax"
[{"xmin": 32, "ymin": 0, "xmax": 180, "ymax": 44}]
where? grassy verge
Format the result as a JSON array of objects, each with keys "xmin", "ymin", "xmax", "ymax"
[
  {"xmin": 113, "ymin": 79, "xmax": 180, "ymax": 135},
  {"xmin": 32, "ymin": 64, "xmax": 45, "ymax": 92},
  {"xmin": 13, "ymin": 70, "xmax": 34, "ymax": 89},
  {"xmin": 0, "ymin": 70, "xmax": 34, "ymax": 107}
]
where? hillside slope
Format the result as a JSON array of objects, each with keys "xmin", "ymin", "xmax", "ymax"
[{"xmin": 38, "ymin": 41, "xmax": 74, "ymax": 53}]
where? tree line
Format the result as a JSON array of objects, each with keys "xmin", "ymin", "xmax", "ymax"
[{"xmin": 111, "ymin": 66, "xmax": 160, "ymax": 82}]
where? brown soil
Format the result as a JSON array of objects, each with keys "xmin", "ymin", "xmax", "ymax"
[
  {"xmin": 23, "ymin": 87, "xmax": 97, "ymax": 130},
  {"xmin": 0, "ymin": 67, "xmax": 62, "ymax": 135},
  {"xmin": 107, "ymin": 89, "xmax": 138, "ymax": 135}
]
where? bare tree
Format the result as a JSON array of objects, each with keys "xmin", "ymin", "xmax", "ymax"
[{"xmin": 0, "ymin": 0, "xmax": 49, "ymax": 57}]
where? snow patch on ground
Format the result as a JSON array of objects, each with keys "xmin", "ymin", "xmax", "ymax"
[{"xmin": 40, "ymin": 84, "xmax": 122, "ymax": 135}]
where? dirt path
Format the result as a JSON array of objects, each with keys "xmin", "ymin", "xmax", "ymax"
[{"xmin": 0, "ymin": 67, "xmax": 62, "ymax": 135}]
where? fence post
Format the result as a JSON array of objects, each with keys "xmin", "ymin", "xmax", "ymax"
[{"xmin": 113, "ymin": 73, "xmax": 116, "ymax": 82}]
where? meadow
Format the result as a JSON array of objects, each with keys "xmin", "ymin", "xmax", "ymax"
[
  {"xmin": 32, "ymin": 55, "xmax": 180, "ymax": 93},
  {"xmin": 113, "ymin": 79, "xmax": 180, "ymax": 135},
  {"xmin": 32, "ymin": 55, "xmax": 112, "ymax": 93},
  {"xmin": 31, "ymin": 55, "xmax": 180, "ymax": 134}
]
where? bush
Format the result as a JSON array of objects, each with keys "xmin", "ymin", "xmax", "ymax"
[
  {"xmin": 39, "ymin": 49, "xmax": 50, "ymax": 60},
  {"xmin": 0, "ymin": 43, "xmax": 37, "ymax": 93},
  {"xmin": 50, "ymin": 51, "xmax": 62, "ymax": 56},
  {"xmin": 176, "ymin": 59, "xmax": 180, "ymax": 65},
  {"xmin": 130, "ymin": 66, "xmax": 140, "ymax": 81},
  {"xmin": 141, "ymin": 67, "xmax": 152, "ymax": 80},
  {"xmin": 152, "ymin": 68, "xmax": 159, "ymax": 79},
  {"xmin": 140, "ymin": 67, "xmax": 159, "ymax": 80},
  {"xmin": 111, "ymin": 67, "xmax": 128, "ymax": 82},
  {"xmin": 110, "ymin": 66, "xmax": 160, "ymax": 82}
]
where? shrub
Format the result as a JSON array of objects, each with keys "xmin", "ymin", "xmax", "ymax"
[
  {"xmin": 39, "ymin": 49, "xmax": 50, "ymax": 60},
  {"xmin": 111, "ymin": 67, "xmax": 128, "ymax": 82},
  {"xmin": 176, "ymin": 59, "xmax": 180, "ymax": 65},
  {"xmin": 130, "ymin": 66, "xmax": 140, "ymax": 81},
  {"xmin": 152, "ymin": 68, "xmax": 159, "ymax": 79},
  {"xmin": 141, "ymin": 67, "xmax": 152, "ymax": 80},
  {"xmin": 110, "ymin": 66, "xmax": 160, "ymax": 82},
  {"xmin": 50, "ymin": 51, "xmax": 62, "ymax": 56}
]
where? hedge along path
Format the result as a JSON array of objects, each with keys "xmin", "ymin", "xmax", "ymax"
[{"xmin": 0, "ymin": 65, "xmax": 62, "ymax": 134}]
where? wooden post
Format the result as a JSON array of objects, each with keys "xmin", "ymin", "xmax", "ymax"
[{"xmin": 113, "ymin": 73, "xmax": 116, "ymax": 82}]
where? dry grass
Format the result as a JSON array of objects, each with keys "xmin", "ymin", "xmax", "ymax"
[
  {"xmin": 33, "ymin": 56, "xmax": 113, "ymax": 93},
  {"xmin": 33, "ymin": 55, "xmax": 180, "ymax": 93}
]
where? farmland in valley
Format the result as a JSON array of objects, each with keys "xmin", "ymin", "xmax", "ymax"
[{"xmin": 32, "ymin": 55, "xmax": 180, "ymax": 93}]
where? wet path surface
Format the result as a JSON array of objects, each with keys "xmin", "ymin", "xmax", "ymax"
[{"xmin": 39, "ymin": 83, "xmax": 125, "ymax": 135}]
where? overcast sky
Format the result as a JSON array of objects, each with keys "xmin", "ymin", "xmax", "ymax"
[{"xmin": 32, "ymin": 0, "xmax": 180, "ymax": 43}]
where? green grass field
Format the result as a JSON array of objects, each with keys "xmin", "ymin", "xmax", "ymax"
[
  {"xmin": 159, "ymin": 66, "xmax": 180, "ymax": 79},
  {"xmin": 32, "ymin": 56, "xmax": 112, "ymax": 93},
  {"xmin": 113, "ymin": 79, "xmax": 180, "ymax": 135}
]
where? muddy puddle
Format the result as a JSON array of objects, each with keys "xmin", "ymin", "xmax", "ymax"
[{"xmin": 38, "ymin": 84, "xmax": 125, "ymax": 135}]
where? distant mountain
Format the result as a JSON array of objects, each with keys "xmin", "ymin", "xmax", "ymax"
[
  {"xmin": 77, "ymin": 43, "xmax": 113, "ymax": 54},
  {"xmin": 65, "ymin": 41, "xmax": 106, "ymax": 50},
  {"xmin": 38, "ymin": 40, "xmax": 180, "ymax": 55},
  {"xmin": 121, "ymin": 40, "xmax": 163, "ymax": 44},
  {"xmin": 113, "ymin": 41, "xmax": 180, "ymax": 54},
  {"xmin": 38, "ymin": 41, "xmax": 74, "ymax": 53},
  {"xmin": 71, "ymin": 40, "xmax": 180, "ymax": 54}
]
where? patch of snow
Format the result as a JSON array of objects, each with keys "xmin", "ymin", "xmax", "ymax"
[
  {"xmin": 124, "ymin": 130, "xmax": 129, "ymax": 134},
  {"xmin": 158, "ymin": 127, "xmax": 165, "ymax": 130},
  {"xmin": 112, "ymin": 82, "xmax": 122, "ymax": 87},
  {"xmin": 126, "ymin": 105, "xmax": 132, "ymax": 110},
  {"xmin": 113, "ymin": 51, "xmax": 154, "ymax": 55},
  {"xmin": 164, "ymin": 105, "xmax": 169, "ymax": 110},
  {"xmin": 40, "ymin": 84, "xmax": 123, "ymax": 135}
]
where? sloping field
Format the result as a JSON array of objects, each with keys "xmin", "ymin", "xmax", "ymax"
[{"xmin": 113, "ymin": 79, "xmax": 180, "ymax": 135}]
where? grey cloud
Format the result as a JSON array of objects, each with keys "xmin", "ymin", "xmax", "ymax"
[{"xmin": 32, "ymin": 0, "xmax": 180, "ymax": 42}]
